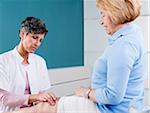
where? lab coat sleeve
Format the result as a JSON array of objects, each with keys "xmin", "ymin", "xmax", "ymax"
[
  {"xmin": 0, "ymin": 89, "xmax": 29, "ymax": 108},
  {"xmin": 0, "ymin": 56, "xmax": 10, "ymax": 91}
]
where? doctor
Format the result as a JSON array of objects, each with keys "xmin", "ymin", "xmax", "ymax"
[{"xmin": 0, "ymin": 17, "xmax": 57, "ymax": 112}]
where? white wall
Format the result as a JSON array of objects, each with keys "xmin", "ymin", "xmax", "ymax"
[{"xmin": 49, "ymin": 0, "xmax": 150, "ymax": 97}]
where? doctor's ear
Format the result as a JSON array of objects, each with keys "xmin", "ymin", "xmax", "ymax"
[{"xmin": 19, "ymin": 31, "xmax": 26, "ymax": 40}]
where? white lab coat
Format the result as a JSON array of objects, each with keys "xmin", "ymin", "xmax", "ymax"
[{"xmin": 0, "ymin": 47, "xmax": 51, "ymax": 111}]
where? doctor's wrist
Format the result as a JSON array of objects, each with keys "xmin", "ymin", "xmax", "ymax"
[{"xmin": 28, "ymin": 94, "xmax": 39, "ymax": 104}]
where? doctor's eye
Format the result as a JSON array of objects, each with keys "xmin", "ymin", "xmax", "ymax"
[
  {"xmin": 39, "ymin": 39, "xmax": 43, "ymax": 42},
  {"xmin": 32, "ymin": 36, "xmax": 38, "ymax": 39}
]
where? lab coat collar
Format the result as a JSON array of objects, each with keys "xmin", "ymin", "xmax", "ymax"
[{"xmin": 12, "ymin": 47, "xmax": 32, "ymax": 64}]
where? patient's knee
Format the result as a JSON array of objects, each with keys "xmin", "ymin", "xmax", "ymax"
[{"xmin": 36, "ymin": 102, "xmax": 57, "ymax": 113}]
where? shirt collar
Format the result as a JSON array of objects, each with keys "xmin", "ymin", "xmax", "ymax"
[{"xmin": 108, "ymin": 23, "xmax": 137, "ymax": 45}]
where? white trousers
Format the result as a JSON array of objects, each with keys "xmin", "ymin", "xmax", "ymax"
[{"xmin": 57, "ymin": 96, "xmax": 100, "ymax": 113}]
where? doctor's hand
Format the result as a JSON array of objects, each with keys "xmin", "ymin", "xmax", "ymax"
[
  {"xmin": 28, "ymin": 92, "xmax": 57, "ymax": 106},
  {"xmin": 37, "ymin": 92, "xmax": 57, "ymax": 105}
]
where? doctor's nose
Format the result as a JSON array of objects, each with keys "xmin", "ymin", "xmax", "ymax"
[{"xmin": 34, "ymin": 39, "xmax": 41, "ymax": 47}]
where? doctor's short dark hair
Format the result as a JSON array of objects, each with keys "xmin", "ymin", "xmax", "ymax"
[{"xmin": 19, "ymin": 16, "xmax": 48, "ymax": 35}]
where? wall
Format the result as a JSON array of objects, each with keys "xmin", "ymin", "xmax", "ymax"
[
  {"xmin": 0, "ymin": 0, "xmax": 84, "ymax": 69},
  {"xmin": 49, "ymin": 0, "xmax": 150, "ymax": 97}
]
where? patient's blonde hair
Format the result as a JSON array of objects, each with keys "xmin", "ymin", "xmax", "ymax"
[{"xmin": 96, "ymin": 0, "xmax": 141, "ymax": 25}]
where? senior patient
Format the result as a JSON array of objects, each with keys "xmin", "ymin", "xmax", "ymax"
[
  {"xmin": 0, "ymin": 17, "xmax": 57, "ymax": 112},
  {"xmin": 4, "ymin": 0, "xmax": 147, "ymax": 113}
]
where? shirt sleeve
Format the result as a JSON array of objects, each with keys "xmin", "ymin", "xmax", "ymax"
[
  {"xmin": 95, "ymin": 41, "xmax": 139, "ymax": 105},
  {"xmin": 0, "ymin": 89, "xmax": 29, "ymax": 108}
]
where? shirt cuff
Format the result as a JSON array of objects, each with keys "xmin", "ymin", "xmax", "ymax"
[{"xmin": 20, "ymin": 94, "xmax": 30, "ymax": 108}]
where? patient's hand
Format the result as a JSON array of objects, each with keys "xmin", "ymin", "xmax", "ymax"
[{"xmin": 75, "ymin": 86, "xmax": 89, "ymax": 97}]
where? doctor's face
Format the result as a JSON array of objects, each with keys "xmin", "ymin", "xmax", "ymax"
[
  {"xmin": 100, "ymin": 11, "xmax": 116, "ymax": 35},
  {"xmin": 20, "ymin": 31, "xmax": 45, "ymax": 53}
]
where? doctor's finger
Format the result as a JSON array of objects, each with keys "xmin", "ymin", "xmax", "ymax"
[
  {"xmin": 49, "ymin": 93, "xmax": 57, "ymax": 101},
  {"xmin": 47, "ymin": 96, "xmax": 56, "ymax": 105}
]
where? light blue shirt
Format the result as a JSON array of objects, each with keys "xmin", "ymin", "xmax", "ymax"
[{"xmin": 91, "ymin": 23, "xmax": 147, "ymax": 113}]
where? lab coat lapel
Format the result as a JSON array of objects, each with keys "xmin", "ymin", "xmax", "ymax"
[
  {"xmin": 11, "ymin": 49, "xmax": 26, "ymax": 94},
  {"xmin": 13, "ymin": 63, "xmax": 26, "ymax": 94},
  {"xmin": 27, "ymin": 58, "xmax": 39, "ymax": 94}
]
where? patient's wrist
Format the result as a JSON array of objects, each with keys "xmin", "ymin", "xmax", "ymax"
[{"xmin": 84, "ymin": 88, "xmax": 92, "ymax": 99}]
